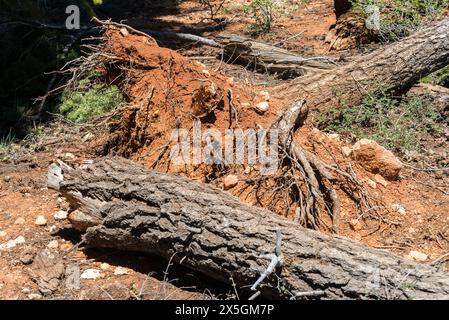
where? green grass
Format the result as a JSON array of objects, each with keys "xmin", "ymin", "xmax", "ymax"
[
  {"xmin": 350, "ymin": 0, "xmax": 449, "ymax": 41},
  {"xmin": 421, "ymin": 65, "xmax": 449, "ymax": 87},
  {"xmin": 0, "ymin": 132, "xmax": 15, "ymax": 152},
  {"xmin": 60, "ymin": 78, "xmax": 124, "ymax": 123},
  {"xmin": 318, "ymin": 88, "xmax": 443, "ymax": 154}
]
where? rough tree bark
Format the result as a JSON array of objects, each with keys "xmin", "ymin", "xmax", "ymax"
[
  {"xmin": 216, "ymin": 33, "xmax": 336, "ymax": 79},
  {"xmin": 48, "ymin": 157, "xmax": 449, "ymax": 300},
  {"xmin": 275, "ymin": 16, "xmax": 449, "ymax": 117}
]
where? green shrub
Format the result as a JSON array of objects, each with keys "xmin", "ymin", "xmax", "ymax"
[
  {"xmin": 243, "ymin": 0, "xmax": 275, "ymax": 33},
  {"xmin": 60, "ymin": 79, "xmax": 124, "ymax": 123},
  {"xmin": 319, "ymin": 88, "xmax": 443, "ymax": 153}
]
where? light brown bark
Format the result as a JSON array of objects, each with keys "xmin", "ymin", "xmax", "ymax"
[{"xmin": 275, "ymin": 17, "xmax": 449, "ymax": 119}]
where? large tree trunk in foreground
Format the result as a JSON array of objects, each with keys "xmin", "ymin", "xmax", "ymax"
[
  {"xmin": 276, "ymin": 17, "xmax": 449, "ymax": 117},
  {"xmin": 49, "ymin": 157, "xmax": 449, "ymax": 299}
]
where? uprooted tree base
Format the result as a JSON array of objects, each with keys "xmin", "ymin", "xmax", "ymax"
[
  {"xmin": 51, "ymin": 17, "xmax": 449, "ymax": 299},
  {"xmin": 63, "ymin": 22, "xmax": 391, "ymax": 235}
]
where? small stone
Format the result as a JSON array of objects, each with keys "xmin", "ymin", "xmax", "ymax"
[
  {"xmin": 365, "ymin": 179, "xmax": 377, "ymax": 189},
  {"xmin": 257, "ymin": 90, "xmax": 270, "ymax": 101},
  {"xmin": 327, "ymin": 133, "xmax": 340, "ymax": 141},
  {"xmin": 407, "ymin": 250, "xmax": 428, "ymax": 262},
  {"xmin": 100, "ymin": 263, "xmax": 111, "ymax": 271},
  {"xmin": 374, "ymin": 174, "xmax": 388, "ymax": 187},
  {"xmin": 14, "ymin": 217, "xmax": 25, "ymax": 225},
  {"xmin": 114, "ymin": 267, "xmax": 129, "ymax": 276},
  {"xmin": 201, "ymin": 69, "xmax": 210, "ymax": 76},
  {"xmin": 226, "ymin": 77, "xmax": 234, "ymax": 87},
  {"xmin": 35, "ymin": 215, "xmax": 47, "ymax": 226},
  {"xmin": 0, "ymin": 230, "xmax": 6, "ymax": 238},
  {"xmin": 3, "ymin": 176, "xmax": 11, "ymax": 183},
  {"xmin": 59, "ymin": 243, "xmax": 72, "ymax": 251},
  {"xmin": 391, "ymin": 204, "xmax": 406, "ymax": 215},
  {"xmin": 223, "ymin": 175, "xmax": 239, "ymax": 190},
  {"xmin": 28, "ymin": 293, "xmax": 42, "ymax": 300},
  {"xmin": 47, "ymin": 240, "xmax": 59, "ymax": 250},
  {"xmin": 49, "ymin": 225, "xmax": 59, "ymax": 235},
  {"xmin": 241, "ymin": 102, "xmax": 251, "ymax": 108},
  {"xmin": 119, "ymin": 27, "xmax": 129, "ymax": 37},
  {"xmin": 80, "ymin": 269, "xmax": 102, "ymax": 280},
  {"xmin": 341, "ymin": 146, "xmax": 352, "ymax": 157},
  {"xmin": 20, "ymin": 251, "xmax": 35, "ymax": 265},
  {"xmin": 82, "ymin": 132, "xmax": 94, "ymax": 142},
  {"xmin": 15, "ymin": 236, "xmax": 25, "ymax": 245},
  {"xmin": 21, "ymin": 288, "xmax": 31, "ymax": 294},
  {"xmin": 408, "ymin": 227, "xmax": 416, "ymax": 234},
  {"xmin": 63, "ymin": 153, "xmax": 76, "ymax": 160},
  {"xmin": 255, "ymin": 101, "xmax": 269, "ymax": 114},
  {"xmin": 349, "ymin": 219, "xmax": 362, "ymax": 231},
  {"xmin": 54, "ymin": 210, "xmax": 68, "ymax": 220}
]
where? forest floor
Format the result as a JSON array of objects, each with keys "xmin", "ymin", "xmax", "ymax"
[{"xmin": 0, "ymin": 0, "xmax": 448, "ymax": 299}]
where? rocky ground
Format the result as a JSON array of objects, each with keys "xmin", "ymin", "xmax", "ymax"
[{"xmin": 0, "ymin": 0, "xmax": 448, "ymax": 300}]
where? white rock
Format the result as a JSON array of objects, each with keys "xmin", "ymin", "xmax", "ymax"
[
  {"xmin": 201, "ymin": 69, "xmax": 210, "ymax": 76},
  {"xmin": 0, "ymin": 230, "xmax": 6, "ymax": 238},
  {"xmin": 14, "ymin": 217, "xmax": 25, "ymax": 225},
  {"xmin": 257, "ymin": 90, "xmax": 270, "ymax": 101},
  {"xmin": 63, "ymin": 152, "xmax": 76, "ymax": 160},
  {"xmin": 49, "ymin": 225, "xmax": 58, "ymax": 234},
  {"xmin": 114, "ymin": 267, "xmax": 129, "ymax": 276},
  {"xmin": 341, "ymin": 146, "xmax": 352, "ymax": 157},
  {"xmin": 82, "ymin": 132, "xmax": 94, "ymax": 142},
  {"xmin": 47, "ymin": 240, "xmax": 59, "ymax": 250},
  {"xmin": 327, "ymin": 133, "xmax": 340, "ymax": 141},
  {"xmin": 223, "ymin": 175, "xmax": 239, "ymax": 190},
  {"xmin": 28, "ymin": 293, "xmax": 42, "ymax": 300},
  {"xmin": 54, "ymin": 210, "xmax": 68, "ymax": 220},
  {"xmin": 255, "ymin": 101, "xmax": 269, "ymax": 114},
  {"xmin": 0, "ymin": 236, "xmax": 25, "ymax": 250},
  {"xmin": 100, "ymin": 263, "xmax": 111, "ymax": 271},
  {"xmin": 35, "ymin": 215, "xmax": 47, "ymax": 226},
  {"xmin": 391, "ymin": 204, "xmax": 406, "ymax": 215},
  {"xmin": 407, "ymin": 250, "xmax": 428, "ymax": 262},
  {"xmin": 80, "ymin": 269, "xmax": 102, "ymax": 280},
  {"xmin": 15, "ymin": 236, "xmax": 25, "ymax": 244}
]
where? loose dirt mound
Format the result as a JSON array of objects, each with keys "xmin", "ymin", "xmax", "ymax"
[{"xmin": 92, "ymin": 27, "xmax": 449, "ymax": 262}]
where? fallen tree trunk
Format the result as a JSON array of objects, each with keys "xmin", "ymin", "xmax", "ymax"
[
  {"xmin": 49, "ymin": 157, "xmax": 449, "ymax": 299},
  {"xmin": 216, "ymin": 33, "xmax": 336, "ymax": 79},
  {"xmin": 276, "ymin": 16, "xmax": 449, "ymax": 116}
]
